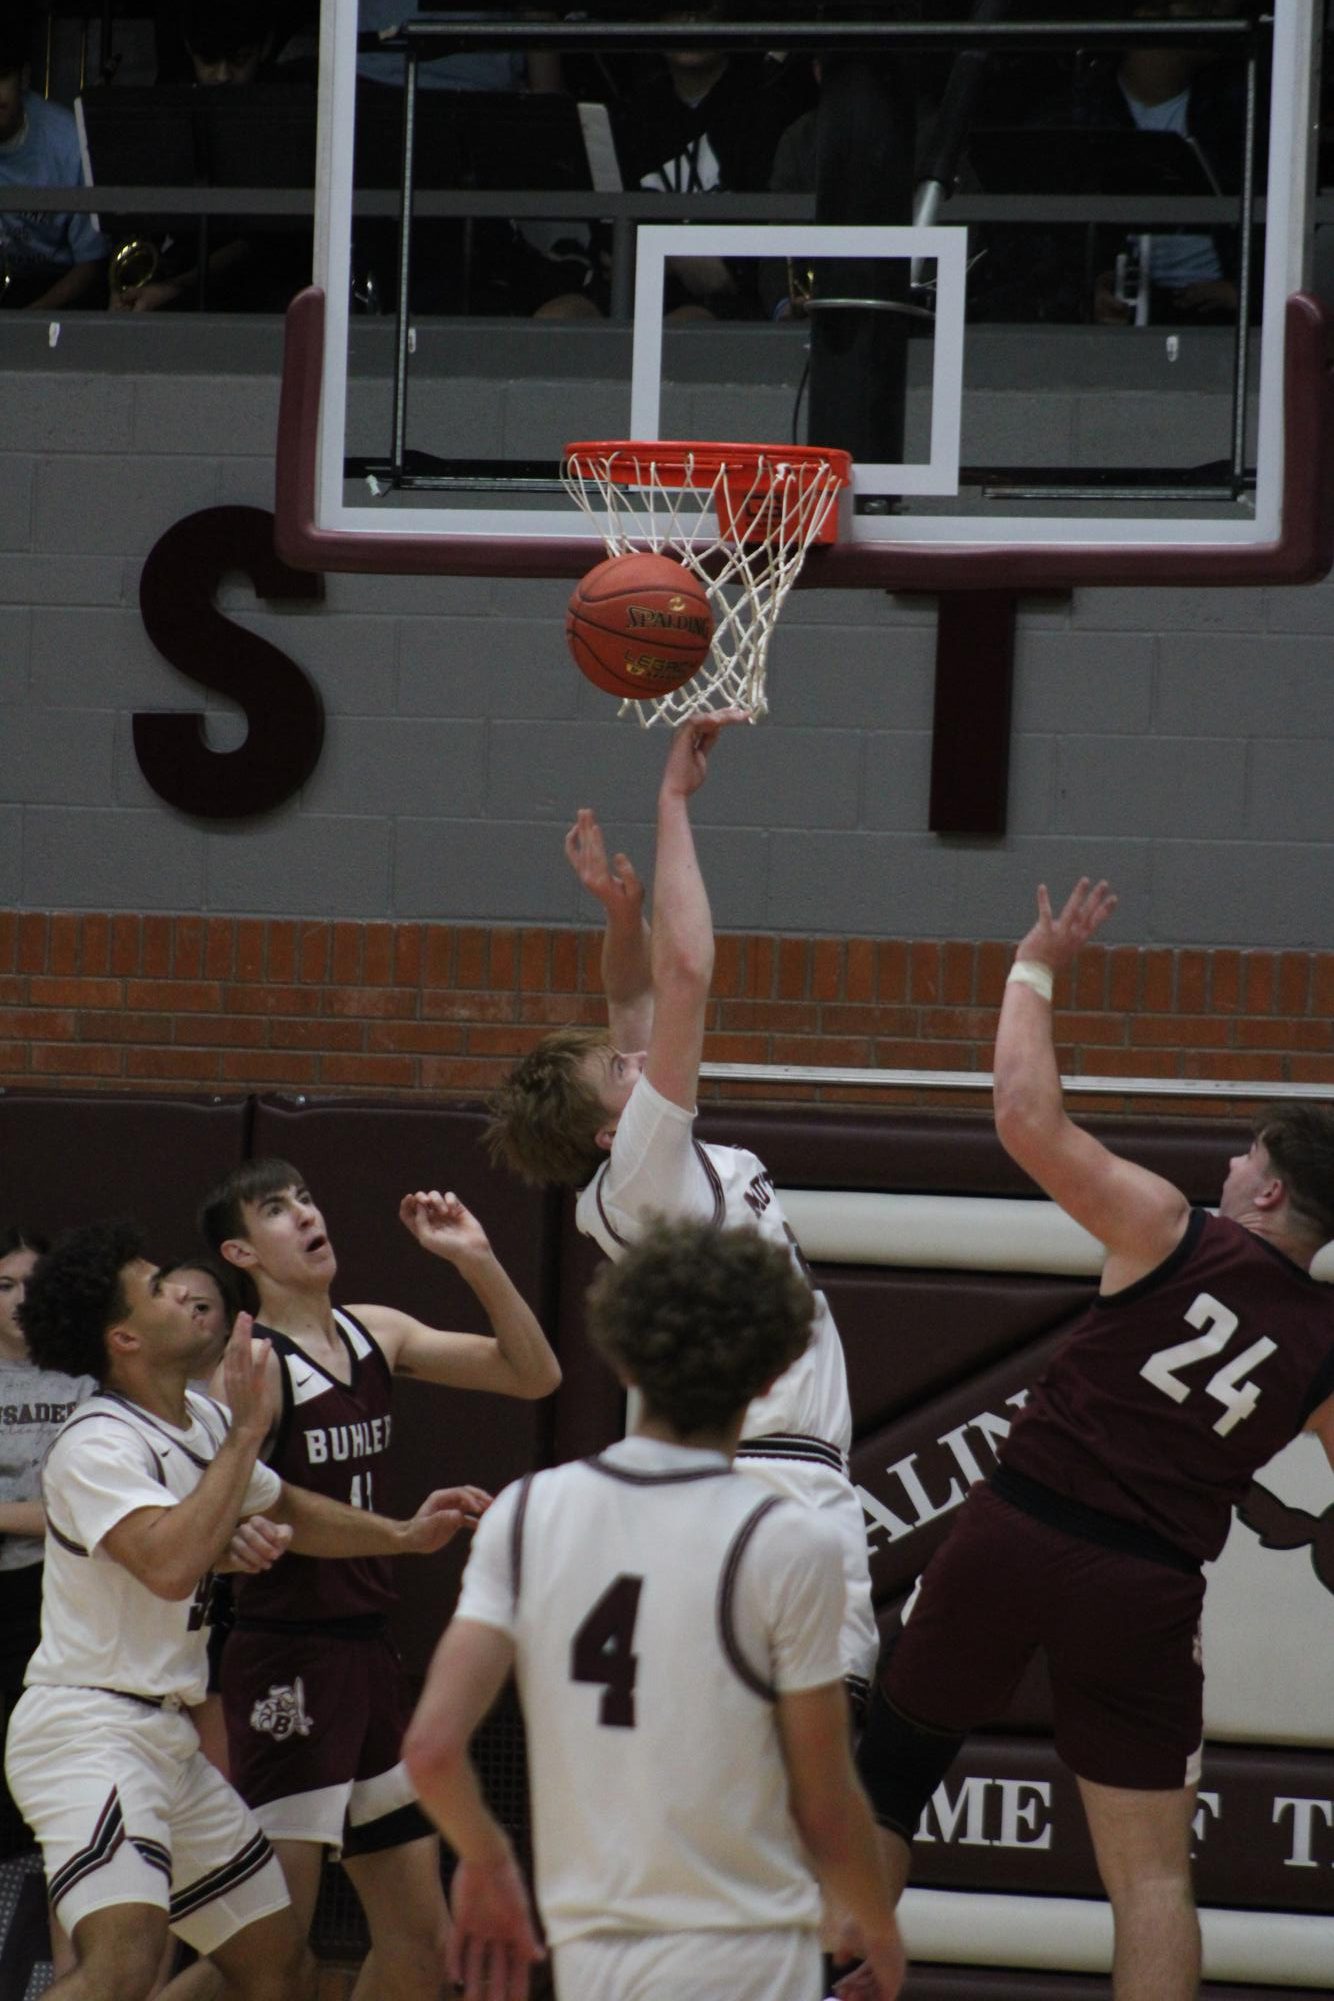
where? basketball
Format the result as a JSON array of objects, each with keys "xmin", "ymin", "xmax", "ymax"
[{"xmin": 566, "ymin": 553, "xmax": 714, "ymax": 700}]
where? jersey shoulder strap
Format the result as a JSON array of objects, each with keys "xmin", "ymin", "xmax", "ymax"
[
  {"xmin": 715, "ymin": 1493, "xmax": 786, "ymax": 1702},
  {"xmin": 509, "ymin": 1472, "xmax": 537, "ymax": 1609}
]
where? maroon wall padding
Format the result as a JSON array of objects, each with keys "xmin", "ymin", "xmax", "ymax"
[
  {"xmin": 549, "ymin": 1199, "xmax": 625, "ymax": 1466},
  {"xmin": 248, "ymin": 1096, "xmax": 563, "ymax": 1673},
  {"xmin": 0, "ymin": 1091, "xmax": 249, "ymax": 1253},
  {"xmin": 835, "ymin": 1269, "xmax": 1094, "ymax": 1434},
  {"xmin": 693, "ymin": 1104, "xmax": 1251, "ymax": 1204}
]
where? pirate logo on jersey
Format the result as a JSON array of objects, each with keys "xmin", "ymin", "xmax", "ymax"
[{"xmin": 250, "ymin": 1675, "xmax": 314, "ymax": 1740}]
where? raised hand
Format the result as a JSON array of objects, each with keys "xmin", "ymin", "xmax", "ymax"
[
  {"xmin": 402, "ymin": 1485, "xmax": 493, "ymax": 1556},
  {"xmin": 660, "ymin": 706, "xmax": 750, "ymax": 798},
  {"xmin": 1016, "ymin": 877, "xmax": 1117, "ymax": 977},
  {"xmin": 221, "ymin": 1312, "xmax": 273, "ymax": 1444},
  {"xmin": 448, "ymin": 1852, "xmax": 545, "ymax": 2001},
  {"xmin": 399, "ymin": 1190, "xmax": 492, "ymax": 1264},
  {"xmin": 564, "ymin": 808, "xmax": 643, "ymax": 918}
]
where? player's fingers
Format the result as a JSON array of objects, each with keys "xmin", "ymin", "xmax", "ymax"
[
  {"xmin": 1060, "ymin": 876, "xmax": 1090, "ymax": 923},
  {"xmin": 1035, "ymin": 883, "xmax": 1053, "ymax": 925}
]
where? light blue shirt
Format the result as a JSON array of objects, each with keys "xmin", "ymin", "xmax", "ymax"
[{"xmin": 0, "ymin": 90, "xmax": 107, "ymax": 275}]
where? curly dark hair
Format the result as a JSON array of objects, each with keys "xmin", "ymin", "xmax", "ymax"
[
  {"xmin": 19, "ymin": 1221, "xmax": 148, "ymax": 1383},
  {"xmin": 586, "ymin": 1217, "xmax": 814, "ymax": 1439}
]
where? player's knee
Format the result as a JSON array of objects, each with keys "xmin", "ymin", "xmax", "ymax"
[
  {"xmin": 856, "ymin": 1682, "xmax": 967, "ymax": 1850},
  {"xmin": 231, "ymin": 1938, "xmax": 317, "ymax": 2001},
  {"xmin": 71, "ymin": 1925, "xmax": 166, "ymax": 2001}
]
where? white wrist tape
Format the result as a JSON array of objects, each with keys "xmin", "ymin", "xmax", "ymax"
[{"xmin": 1006, "ymin": 959, "xmax": 1055, "ymax": 1002}]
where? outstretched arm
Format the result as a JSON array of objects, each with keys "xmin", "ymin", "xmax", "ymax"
[
  {"xmin": 404, "ymin": 1618, "xmax": 545, "ymax": 2001},
  {"xmin": 351, "ymin": 1192, "xmax": 561, "ymax": 1398},
  {"xmin": 994, "ymin": 879, "xmax": 1189, "ymax": 1290},
  {"xmin": 265, "ymin": 1479, "xmax": 490, "ymax": 1560},
  {"xmin": 565, "ymin": 808, "xmax": 653, "ymax": 1052},
  {"xmin": 644, "ymin": 710, "xmax": 748, "ymax": 1113}
]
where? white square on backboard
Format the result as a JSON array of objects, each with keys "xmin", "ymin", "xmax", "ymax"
[{"xmin": 630, "ymin": 223, "xmax": 967, "ymax": 497}]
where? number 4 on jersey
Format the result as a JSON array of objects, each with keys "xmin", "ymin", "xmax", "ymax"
[
  {"xmin": 571, "ymin": 1574, "xmax": 643, "ymax": 1727},
  {"xmin": 1140, "ymin": 1291, "xmax": 1277, "ymax": 1437}
]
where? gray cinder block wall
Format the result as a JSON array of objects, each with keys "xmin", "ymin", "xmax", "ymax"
[{"xmin": 0, "ymin": 315, "xmax": 1330, "ymax": 947}]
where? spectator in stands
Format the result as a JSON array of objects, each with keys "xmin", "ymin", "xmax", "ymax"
[
  {"xmin": 1083, "ymin": 1, "xmax": 1250, "ymax": 325},
  {"xmin": 0, "ymin": 1226, "xmax": 92, "ymax": 1866},
  {"xmin": 109, "ymin": 0, "xmax": 311, "ymax": 313},
  {"xmin": 0, "ymin": 15, "xmax": 108, "ymax": 310},
  {"xmin": 354, "ymin": 3, "xmax": 588, "ymax": 315},
  {"xmin": 182, "ymin": 0, "xmax": 279, "ymax": 86},
  {"xmin": 600, "ymin": 4, "xmax": 815, "ymax": 321}
]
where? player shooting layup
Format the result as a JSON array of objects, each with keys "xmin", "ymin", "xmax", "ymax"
[
  {"xmin": 405, "ymin": 1218, "xmax": 904, "ymax": 2001},
  {"xmin": 486, "ymin": 714, "xmax": 877, "ymax": 1706}
]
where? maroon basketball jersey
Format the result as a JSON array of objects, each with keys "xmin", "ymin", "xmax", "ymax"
[
  {"xmin": 235, "ymin": 1308, "xmax": 397, "ymax": 1624},
  {"xmin": 1001, "ymin": 1211, "xmax": 1334, "ymax": 1564}
]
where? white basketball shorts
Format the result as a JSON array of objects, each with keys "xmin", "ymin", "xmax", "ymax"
[
  {"xmin": 6, "ymin": 1685, "xmax": 290, "ymax": 1954},
  {"xmin": 551, "ymin": 1926, "xmax": 823, "ymax": 2001}
]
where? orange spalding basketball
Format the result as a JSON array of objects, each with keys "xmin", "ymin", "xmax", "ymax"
[{"xmin": 566, "ymin": 552, "xmax": 714, "ymax": 700}]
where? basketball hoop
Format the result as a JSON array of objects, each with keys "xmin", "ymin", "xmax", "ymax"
[{"xmin": 562, "ymin": 440, "xmax": 852, "ymax": 724}]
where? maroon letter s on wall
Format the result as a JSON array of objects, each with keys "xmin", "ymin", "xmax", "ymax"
[{"xmin": 134, "ymin": 506, "xmax": 325, "ymax": 819}]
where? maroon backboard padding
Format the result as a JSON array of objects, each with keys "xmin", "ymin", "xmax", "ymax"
[
  {"xmin": 248, "ymin": 1096, "xmax": 564, "ymax": 1669},
  {"xmin": 0, "ymin": 1091, "xmax": 248, "ymax": 1253},
  {"xmin": 275, "ymin": 287, "xmax": 1334, "ymax": 590}
]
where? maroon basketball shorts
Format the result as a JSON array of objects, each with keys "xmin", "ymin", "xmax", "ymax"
[
  {"xmin": 885, "ymin": 1483, "xmax": 1206, "ymax": 1790},
  {"xmin": 221, "ymin": 1624, "xmax": 433, "ymax": 1855}
]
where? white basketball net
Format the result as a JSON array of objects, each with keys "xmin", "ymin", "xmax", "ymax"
[{"xmin": 562, "ymin": 443, "xmax": 848, "ymax": 725}]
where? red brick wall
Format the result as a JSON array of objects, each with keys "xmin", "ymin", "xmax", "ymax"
[{"xmin": 1, "ymin": 912, "xmax": 1330, "ymax": 1108}]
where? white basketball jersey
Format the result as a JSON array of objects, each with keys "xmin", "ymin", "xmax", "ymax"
[
  {"xmin": 455, "ymin": 1436, "xmax": 845, "ymax": 1948},
  {"xmin": 576, "ymin": 1078, "xmax": 852, "ymax": 1457},
  {"xmin": 30, "ymin": 1389, "xmax": 281, "ymax": 1705}
]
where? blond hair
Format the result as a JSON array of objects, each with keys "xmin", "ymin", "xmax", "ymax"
[{"xmin": 483, "ymin": 1027, "xmax": 612, "ymax": 1187}]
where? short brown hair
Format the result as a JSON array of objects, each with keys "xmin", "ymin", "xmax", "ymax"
[
  {"xmin": 197, "ymin": 1159, "xmax": 305, "ymax": 1253},
  {"xmin": 1254, "ymin": 1104, "xmax": 1334, "ymax": 1246},
  {"xmin": 586, "ymin": 1217, "xmax": 814, "ymax": 1438},
  {"xmin": 483, "ymin": 1028, "xmax": 611, "ymax": 1187}
]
